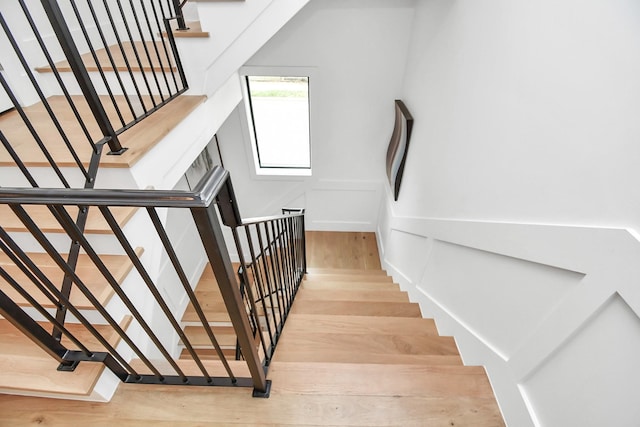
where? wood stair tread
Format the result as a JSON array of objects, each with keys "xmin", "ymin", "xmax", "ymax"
[
  {"xmin": 0, "ymin": 317, "xmax": 130, "ymax": 396},
  {"xmin": 128, "ymin": 358, "xmax": 251, "ymax": 378},
  {"xmin": 276, "ymin": 332, "xmax": 459, "ymax": 356},
  {"xmin": 182, "ymin": 325, "xmax": 236, "ymax": 348},
  {"xmin": 179, "ymin": 348, "xmax": 237, "ymax": 361},
  {"xmin": 0, "ymin": 386, "xmax": 505, "ymax": 426},
  {"xmin": 36, "ymin": 41, "xmax": 176, "ymax": 73},
  {"xmin": 267, "ymin": 362, "xmax": 494, "ymax": 398},
  {"xmin": 167, "ymin": 21, "xmax": 210, "ymax": 38},
  {"xmin": 303, "ymin": 274, "xmax": 393, "ymax": 283},
  {"xmin": 305, "ymin": 267, "xmax": 387, "ymax": 276},
  {"xmin": 281, "ymin": 314, "xmax": 441, "ymax": 336},
  {"xmin": 294, "ymin": 288, "xmax": 409, "ymax": 303},
  {"xmin": 300, "ymin": 280, "xmax": 399, "ymax": 291},
  {"xmin": 272, "ymin": 349, "xmax": 463, "ymax": 365},
  {"xmin": 290, "ymin": 299, "xmax": 422, "ymax": 317},
  {"xmin": 0, "ymin": 249, "xmax": 142, "ymax": 309},
  {"xmin": 181, "ymin": 287, "xmax": 230, "ymax": 323},
  {"xmin": 0, "ymin": 95, "xmax": 206, "ymax": 169},
  {"xmin": 0, "ymin": 203, "xmax": 137, "ymax": 234}
]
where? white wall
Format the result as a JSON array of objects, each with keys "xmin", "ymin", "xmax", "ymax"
[
  {"xmin": 394, "ymin": 0, "xmax": 640, "ymax": 228},
  {"xmin": 217, "ymin": 0, "xmax": 415, "ymax": 230},
  {"xmin": 378, "ymin": 0, "xmax": 640, "ymax": 426}
]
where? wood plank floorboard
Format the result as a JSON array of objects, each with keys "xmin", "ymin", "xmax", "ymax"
[
  {"xmin": 272, "ymin": 349, "xmax": 463, "ymax": 365},
  {"xmin": 281, "ymin": 314, "xmax": 440, "ymax": 336},
  {"xmin": 299, "ymin": 280, "xmax": 399, "ymax": 291},
  {"xmin": 290, "ymin": 299, "xmax": 423, "ymax": 317},
  {"xmin": 303, "ymin": 274, "xmax": 393, "ymax": 283},
  {"xmin": 305, "ymin": 231, "xmax": 381, "ymax": 270},
  {"xmin": 0, "ymin": 388, "xmax": 505, "ymax": 426},
  {"xmin": 275, "ymin": 332, "xmax": 459, "ymax": 356},
  {"xmin": 267, "ymin": 362, "xmax": 494, "ymax": 398},
  {"xmin": 294, "ymin": 288, "xmax": 409, "ymax": 303}
]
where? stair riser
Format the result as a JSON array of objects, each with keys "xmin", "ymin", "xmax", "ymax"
[
  {"xmin": 2, "ymin": 167, "xmax": 87, "ymax": 189},
  {"xmin": 2, "ymin": 208, "xmax": 150, "ymax": 255}
]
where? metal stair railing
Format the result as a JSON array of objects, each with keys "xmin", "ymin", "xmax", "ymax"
[
  {"xmin": 234, "ymin": 207, "xmax": 306, "ymax": 364},
  {"xmin": 0, "ymin": 167, "xmax": 307, "ymax": 397},
  {"xmin": 1, "ymin": 0, "xmax": 190, "ymax": 340}
]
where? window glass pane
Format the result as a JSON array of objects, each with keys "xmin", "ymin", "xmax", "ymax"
[{"xmin": 247, "ymin": 76, "xmax": 310, "ymax": 169}]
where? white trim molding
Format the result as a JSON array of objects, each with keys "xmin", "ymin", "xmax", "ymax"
[{"xmin": 377, "ymin": 195, "xmax": 640, "ymax": 427}]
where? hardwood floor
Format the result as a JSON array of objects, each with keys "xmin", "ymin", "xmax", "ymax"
[
  {"xmin": 306, "ymin": 231, "xmax": 381, "ymax": 270},
  {"xmin": 0, "ymin": 232, "xmax": 505, "ymax": 426}
]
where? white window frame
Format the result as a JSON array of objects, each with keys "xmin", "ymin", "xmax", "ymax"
[{"xmin": 239, "ymin": 66, "xmax": 316, "ymax": 177}]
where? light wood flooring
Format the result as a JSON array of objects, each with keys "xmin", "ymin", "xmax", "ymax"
[
  {"xmin": 0, "ymin": 231, "xmax": 505, "ymax": 426},
  {"xmin": 0, "ymin": 94, "xmax": 205, "ymax": 169},
  {"xmin": 306, "ymin": 231, "xmax": 381, "ymax": 270}
]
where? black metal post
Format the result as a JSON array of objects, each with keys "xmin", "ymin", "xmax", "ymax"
[
  {"xmin": 191, "ymin": 203, "xmax": 270, "ymax": 397},
  {"xmin": 171, "ymin": 0, "xmax": 188, "ymax": 30}
]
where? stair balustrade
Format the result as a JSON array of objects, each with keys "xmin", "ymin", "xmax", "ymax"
[
  {"xmin": 234, "ymin": 208, "xmax": 306, "ymax": 364},
  {"xmin": 0, "ymin": 166, "xmax": 307, "ymax": 396},
  {"xmin": 0, "ymin": 1, "xmax": 308, "ymax": 397},
  {"xmin": 1, "ymin": 0, "xmax": 191, "ymax": 351},
  {"xmin": 1, "ymin": 0, "xmax": 189, "ymax": 187}
]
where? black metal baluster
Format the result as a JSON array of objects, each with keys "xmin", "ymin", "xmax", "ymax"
[
  {"xmin": 269, "ymin": 220, "xmax": 287, "ymax": 321},
  {"xmin": 170, "ymin": 0, "xmax": 188, "ymax": 31},
  {"xmin": 18, "ymin": 0, "xmax": 97, "ymax": 153},
  {"xmin": 41, "ymin": 0, "xmax": 126, "ymax": 155},
  {"xmin": 244, "ymin": 227, "xmax": 275, "ymax": 354},
  {"xmin": 125, "ymin": 0, "xmax": 165, "ymax": 103},
  {"xmin": 113, "ymin": 0, "xmax": 157, "ymax": 109},
  {"xmin": 151, "ymin": 0, "xmax": 180, "ymax": 93},
  {"xmin": 263, "ymin": 222, "xmax": 285, "ymax": 326},
  {"xmin": 146, "ymin": 207, "xmax": 236, "ymax": 381},
  {"xmin": 231, "ymin": 228, "xmax": 269, "ymax": 363},
  {"xmin": 83, "ymin": 0, "xmax": 137, "ymax": 119},
  {"xmin": 255, "ymin": 225, "xmax": 280, "ymax": 342},
  {"xmin": 192, "ymin": 201, "xmax": 270, "ymax": 396},
  {"xmin": 66, "ymin": 0, "xmax": 127, "ymax": 127},
  {"xmin": 0, "ymin": 225, "xmax": 141, "ymax": 377},
  {"xmin": 0, "ymin": 71, "xmax": 70, "ymax": 188},
  {"xmin": 99, "ymin": 0, "xmax": 149, "ymax": 115}
]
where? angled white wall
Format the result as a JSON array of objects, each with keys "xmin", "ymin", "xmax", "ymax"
[
  {"xmin": 378, "ymin": 0, "xmax": 640, "ymax": 425},
  {"xmin": 217, "ymin": 0, "xmax": 415, "ymax": 230}
]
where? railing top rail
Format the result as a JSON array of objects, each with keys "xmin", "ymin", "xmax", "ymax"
[
  {"xmin": 0, "ymin": 167, "xmax": 228, "ymax": 208},
  {"xmin": 240, "ymin": 211, "xmax": 305, "ymax": 227}
]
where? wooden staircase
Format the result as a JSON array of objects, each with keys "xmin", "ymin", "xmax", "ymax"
[
  {"xmin": 173, "ymin": 262, "xmax": 505, "ymax": 425},
  {"xmin": 0, "ymin": 259, "xmax": 505, "ymax": 425},
  {"xmin": 269, "ymin": 268, "xmax": 505, "ymax": 425},
  {"xmin": 0, "ymin": 0, "xmax": 311, "ymax": 403}
]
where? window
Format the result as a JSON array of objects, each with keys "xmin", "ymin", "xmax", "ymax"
[{"xmin": 244, "ymin": 75, "xmax": 311, "ymax": 174}]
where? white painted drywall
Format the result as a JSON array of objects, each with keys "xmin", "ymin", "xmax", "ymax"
[
  {"xmin": 378, "ymin": 0, "xmax": 640, "ymax": 426},
  {"xmin": 394, "ymin": 0, "xmax": 640, "ymax": 229},
  {"xmin": 217, "ymin": 0, "xmax": 415, "ymax": 230}
]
